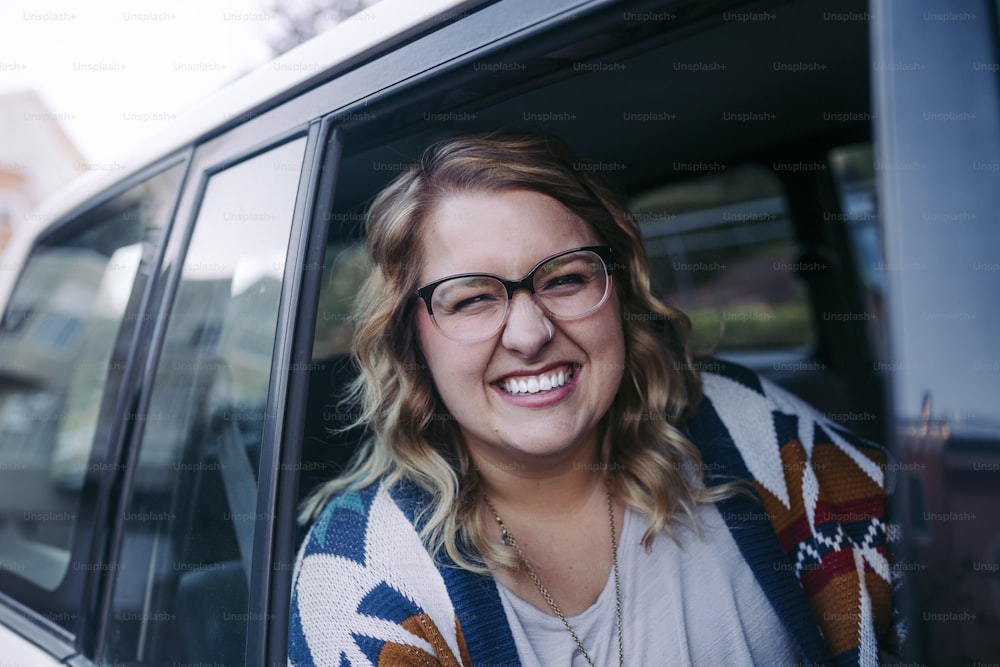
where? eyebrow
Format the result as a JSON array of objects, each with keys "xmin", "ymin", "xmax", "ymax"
[{"xmin": 423, "ymin": 248, "xmax": 587, "ymax": 284}]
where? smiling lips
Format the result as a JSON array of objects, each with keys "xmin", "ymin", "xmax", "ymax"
[{"xmin": 498, "ymin": 364, "xmax": 576, "ymax": 395}]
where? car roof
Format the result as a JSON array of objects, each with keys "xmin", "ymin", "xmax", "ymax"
[{"xmin": 29, "ymin": 0, "xmax": 483, "ymax": 229}]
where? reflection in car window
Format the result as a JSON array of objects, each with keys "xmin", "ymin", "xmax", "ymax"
[
  {"xmin": 630, "ymin": 165, "xmax": 814, "ymax": 356},
  {"xmin": 312, "ymin": 242, "xmax": 368, "ymax": 359},
  {"xmin": 0, "ymin": 166, "xmax": 181, "ymax": 598},
  {"xmin": 829, "ymin": 143, "xmax": 885, "ymax": 360},
  {"xmin": 102, "ymin": 138, "xmax": 305, "ymax": 666}
]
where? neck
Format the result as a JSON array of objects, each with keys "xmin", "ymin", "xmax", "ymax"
[{"xmin": 470, "ymin": 432, "xmax": 608, "ymax": 520}]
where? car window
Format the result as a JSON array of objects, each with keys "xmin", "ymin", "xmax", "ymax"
[
  {"xmin": 0, "ymin": 165, "xmax": 182, "ymax": 604},
  {"xmin": 630, "ymin": 165, "xmax": 814, "ymax": 358},
  {"xmin": 101, "ymin": 138, "xmax": 306, "ymax": 666}
]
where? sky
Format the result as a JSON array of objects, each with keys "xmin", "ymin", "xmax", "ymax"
[{"xmin": 0, "ymin": 0, "xmax": 281, "ymax": 163}]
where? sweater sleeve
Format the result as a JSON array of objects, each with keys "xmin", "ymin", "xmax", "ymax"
[
  {"xmin": 288, "ymin": 482, "xmax": 472, "ymax": 666},
  {"xmin": 700, "ymin": 362, "xmax": 904, "ymax": 666}
]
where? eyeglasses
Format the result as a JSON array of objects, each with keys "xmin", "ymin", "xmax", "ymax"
[{"xmin": 415, "ymin": 246, "xmax": 614, "ymax": 342}]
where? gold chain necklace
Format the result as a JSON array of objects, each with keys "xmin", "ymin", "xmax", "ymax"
[{"xmin": 484, "ymin": 489, "xmax": 624, "ymax": 667}]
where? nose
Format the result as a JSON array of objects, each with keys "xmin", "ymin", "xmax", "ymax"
[{"xmin": 500, "ymin": 290, "xmax": 553, "ymax": 356}]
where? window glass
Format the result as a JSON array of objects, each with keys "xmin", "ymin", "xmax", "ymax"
[
  {"xmin": 630, "ymin": 165, "xmax": 814, "ymax": 355},
  {"xmin": 299, "ymin": 214, "xmax": 368, "ymax": 509},
  {"xmin": 102, "ymin": 138, "xmax": 305, "ymax": 667},
  {"xmin": 0, "ymin": 166, "xmax": 181, "ymax": 597},
  {"xmin": 312, "ymin": 242, "xmax": 368, "ymax": 359},
  {"xmin": 828, "ymin": 143, "xmax": 885, "ymax": 359}
]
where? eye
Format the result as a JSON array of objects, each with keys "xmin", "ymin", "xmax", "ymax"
[
  {"xmin": 541, "ymin": 273, "xmax": 589, "ymax": 291},
  {"xmin": 535, "ymin": 253, "xmax": 602, "ymax": 295},
  {"xmin": 450, "ymin": 292, "xmax": 501, "ymax": 313},
  {"xmin": 433, "ymin": 276, "xmax": 505, "ymax": 316}
]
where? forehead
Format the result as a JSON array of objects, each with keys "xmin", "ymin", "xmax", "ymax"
[{"xmin": 417, "ymin": 189, "xmax": 600, "ymax": 282}]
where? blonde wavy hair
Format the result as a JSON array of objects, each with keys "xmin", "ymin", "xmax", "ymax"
[{"xmin": 302, "ymin": 131, "xmax": 735, "ymax": 572}]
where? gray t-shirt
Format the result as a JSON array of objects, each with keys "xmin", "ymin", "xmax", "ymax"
[{"xmin": 495, "ymin": 503, "xmax": 802, "ymax": 666}]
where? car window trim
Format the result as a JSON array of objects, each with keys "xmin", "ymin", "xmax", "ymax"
[
  {"xmin": 238, "ymin": 120, "xmax": 325, "ymax": 664},
  {"xmin": 262, "ymin": 120, "xmax": 343, "ymax": 665}
]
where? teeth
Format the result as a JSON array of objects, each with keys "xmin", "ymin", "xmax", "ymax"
[{"xmin": 502, "ymin": 366, "xmax": 573, "ymax": 395}]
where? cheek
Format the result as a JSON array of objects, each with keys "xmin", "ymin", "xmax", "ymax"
[{"xmin": 414, "ymin": 310, "xmax": 483, "ymax": 396}]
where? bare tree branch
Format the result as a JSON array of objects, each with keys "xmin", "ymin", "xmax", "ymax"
[{"xmin": 265, "ymin": 0, "xmax": 380, "ymax": 55}]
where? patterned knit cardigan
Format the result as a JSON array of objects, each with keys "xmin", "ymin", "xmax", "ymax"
[{"xmin": 289, "ymin": 360, "xmax": 901, "ymax": 666}]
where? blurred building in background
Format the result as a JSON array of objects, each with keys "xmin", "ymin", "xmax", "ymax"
[{"xmin": 0, "ymin": 89, "xmax": 87, "ymax": 254}]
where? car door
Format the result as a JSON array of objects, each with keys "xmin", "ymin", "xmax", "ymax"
[
  {"xmin": 93, "ymin": 112, "xmax": 323, "ymax": 665},
  {"xmin": 871, "ymin": 0, "xmax": 1000, "ymax": 663}
]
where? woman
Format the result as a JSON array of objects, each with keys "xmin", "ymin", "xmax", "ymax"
[{"xmin": 289, "ymin": 132, "xmax": 900, "ymax": 666}]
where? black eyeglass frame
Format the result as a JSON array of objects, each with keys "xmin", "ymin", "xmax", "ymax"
[{"xmin": 414, "ymin": 245, "xmax": 615, "ymax": 331}]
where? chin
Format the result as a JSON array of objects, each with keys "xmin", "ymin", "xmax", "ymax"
[{"xmin": 497, "ymin": 432, "xmax": 593, "ymax": 461}]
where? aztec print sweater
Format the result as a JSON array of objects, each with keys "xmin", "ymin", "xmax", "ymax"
[{"xmin": 289, "ymin": 360, "xmax": 901, "ymax": 666}]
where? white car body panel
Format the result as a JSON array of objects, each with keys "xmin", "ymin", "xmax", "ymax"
[{"xmin": 0, "ymin": 624, "xmax": 65, "ymax": 665}]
